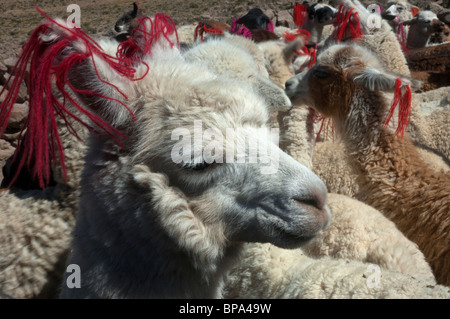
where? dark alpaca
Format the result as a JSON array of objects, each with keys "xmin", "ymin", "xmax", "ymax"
[
  {"xmin": 233, "ymin": 8, "xmax": 274, "ymax": 31},
  {"xmin": 250, "ymin": 29, "xmax": 279, "ymax": 42},
  {"xmin": 113, "ymin": 2, "xmax": 144, "ymax": 42}
]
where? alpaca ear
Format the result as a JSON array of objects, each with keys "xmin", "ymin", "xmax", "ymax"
[
  {"xmin": 254, "ymin": 76, "xmax": 292, "ymax": 111},
  {"xmin": 352, "ymin": 68, "xmax": 423, "ymax": 92},
  {"xmin": 67, "ymin": 44, "xmax": 138, "ymax": 127},
  {"xmin": 132, "ymin": 2, "xmax": 139, "ymax": 17},
  {"xmin": 0, "ymin": 16, "xmax": 139, "ymax": 188},
  {"xmin": 283, "ymin": 38, "xmax": 305, "ymax": 62},
  {"xmin": 308, "ymin": 4, "xmax": 317, "ymax": 19},
  {"xmin": 411, "ymin": 6, "xmax": 420, "ymax": 17}
]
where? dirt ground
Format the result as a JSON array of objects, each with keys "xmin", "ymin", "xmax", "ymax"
[{"xmin": 0, "ymin": 0, "xmax": 296, "ymax": 63}]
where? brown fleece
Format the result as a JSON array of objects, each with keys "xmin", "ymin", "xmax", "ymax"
[
  {"xmin": 353, "ymin": 130, "xmax": 450, "ymax": 286},
  {"xmin": 307, "ymin": 44, "xmax": 450, "ymax": 286}
]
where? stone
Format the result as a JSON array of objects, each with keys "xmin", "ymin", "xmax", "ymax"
[
  {"xmin": 0, "ymin": 85, "xmax": 7, "ymax": 102},
  {"xmin": 276, "ymin": 10, "xmax": 295, "ymax": 29},
  {"xmin": 7, "ymin": 102, "xmax": 29, "ymax": 129},
  {"xmin": 2, "ymin": 74, "xmax": 28, "ymax": 103},
  {"xmin": 3, "ymin": 57, "xmax": 18, "ymax": 73},
  {"xmin": 0, "ymin": 139, "xmax": 15, "ymax": 162}
]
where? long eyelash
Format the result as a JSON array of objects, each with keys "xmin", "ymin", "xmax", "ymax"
[{"xmin": 180, "ymin": 160, "xmax": 211, "ymax": 170}]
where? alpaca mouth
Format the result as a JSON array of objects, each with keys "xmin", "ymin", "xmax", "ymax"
[
  {"xmin": 257, "ymin": 201, "xmax": 330, "ymax": 248},
  {"xmin": 381, "ymin": 13, "xmax": 396, "ymax": 21}
]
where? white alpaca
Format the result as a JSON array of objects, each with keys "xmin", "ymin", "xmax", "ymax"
[
  {"xmin": 223, "ymin": 242, "xmax": 450, "ymax": 298},
  {"xmin": 183, "ymin": 36, "xmax": 292, "ymax": 112},
  {"xmin": 382, "ymin": 0, "xmax": 415, "ymax": 33},
  {"xmin": 20, "ymin": 18, "xmax": 327, "ymax": 299}
]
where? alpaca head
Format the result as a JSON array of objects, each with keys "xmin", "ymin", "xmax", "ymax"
[
  {"xmin": 114, "ymin": 2, "xmax": 142, "ymax": 33},
  {"xmin": 285, "ymin": 43, "xmax": 422, "ymax": 132},
  {"xmin": 305, "ymin": 1, "xmax": 337, "ymax": 26},
  {"xmin": 382, "ymin": 0, "xmax": 414, "ymax": 22},
  {"xmin": 404, "ymin": 11, "xmax": 445, "ymax": 36},
  {"xmin": 367, "ymin": 4, "xmax": 382, "ymax": 16},
  {"xmin": 184, "ymin": 36, "xmax": 294, "ymax": 112},
  {"xmin": 235, "ymin": 8, "xmax": 272, "ymax": 31},
  {"xmin": 2, "ymin": 14, "xmax": 331, "ymax": 254},
  {"xmin": 258, "ymin": 39, "xmax": 304, "ymax": 88}
]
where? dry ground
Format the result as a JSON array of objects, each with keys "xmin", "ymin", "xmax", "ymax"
[{"xmin": 0, "ymin": 0, "xmax": 295, "ymax": 62}]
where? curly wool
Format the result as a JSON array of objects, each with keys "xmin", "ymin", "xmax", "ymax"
[{"xmin": 223, "ymin": 243, "xmax": 450, "ymax": 299}]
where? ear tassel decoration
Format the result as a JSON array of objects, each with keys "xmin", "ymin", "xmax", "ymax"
[
  {"xmin": 307, "ymin": 43, "xmax": 317, "ymax": 70},
  {"xmin": 230, "ymin": 18, "xmax": 253, "ymax": 39},
  {"xmin": 194, "ymin": 24, "xmax": 222, "ymax": 42},
  {"xmin": 293, "ymin": 2, "xmax": 308, "ymax": 28},
  {"xmin": 283, "ymin": 29, "xmax": 311, "ymax": 43},
  {"xmin": 194, "ymin": 23, "xmax": 224, "ymax": 42},
  {"xmin": 266, "ymin": 19, "xmax": 274, "ymax": 33},
  {"xmin": 0, "ymin": 8, "xmax": 173, "ymax": 189},
  {"xmin": 308, "ymin": 107, "xmax": 335, "ymax": 143},
  {"xmin": 383, "ymin": 78, "xmax": 412, "ymax": 138},
  {"xmin": 230, "ymin": 13, "xmax": 274, "ymax": 39},
  {"xmin": 117, "ymin": 14, "xmax": 178, "ymax": 63},
  {"xmin": 333, "ymin": 3, "xmax": 363, "ymax": 42},
  {"xmin": 396, "ymin": 22, "xmax": 409, "ymax": 54},
  {"xmin": 282, "ymin": 29, "xmax": 314, "ymax": 67}
]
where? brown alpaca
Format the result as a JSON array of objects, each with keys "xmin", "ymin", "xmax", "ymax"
[
  {"xmin": 285, "ymin": 43, "xmax": 450, "ymax": 286},
  {"xmin": 250, "ymin": 28, "xmax": 279, "ymax": 43}
]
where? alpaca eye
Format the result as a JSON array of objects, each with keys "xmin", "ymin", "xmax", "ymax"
[
  {"xmin": 313, "ymin": 69, "xmax": 330, "ymax": 79},
  {"xmin": 180, "ymin": 160, "xmax": 211, "ymax": 171},
  {"xmin": 397, "ymin": 6, "xmax": 403, "ymax": 11},
  {"xmin": 192, "ymin": 161, "xmax": 211, "ymax": 170}
]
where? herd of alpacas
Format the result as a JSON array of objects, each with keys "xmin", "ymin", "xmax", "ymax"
[{"xmin": 0, "ymin": 0, "xmax": 449, "ymax": 299}]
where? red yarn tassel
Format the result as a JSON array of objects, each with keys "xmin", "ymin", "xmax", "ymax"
[
  {"xmin": 283, "ymin": 29, "xmax": 311, "ymax": 43},
  {"xmin": 283, "ymin": 32, "xmax": 298, "ymax": 42},
  {"xmin": 194, "ymin": 23, "xmax": 202, "ymax": 41},
  {"xmin": 266, "ymin": 20, "xmax": 274, "ymax": 33},
  {"xmin": 383, "ymin": 78, "xmax": 412, "ymax": 138},
  {"xmin": 203, "ymin": 24, "xmax": 224, "ymax": 36},
  {"xmin": 0, "ymin": 8, "xmax": 139, "ymax": 189},
  {"xmin": 307, "ymin": 44, "xmax": 317, "ymax": 69},
  {"xmin": 117, "ymin": 14, "xmax": 178, "ymax": 64},
  {"xmin": 333, "ymin": 3, "xmax": 363, "ymax": 42},
  {"xmin": 237, "ymin": 25, "xmax": 253, "ymax": 38},
  {"xmin": 230, "ymin": 18, "xmax": 253, "ymax": 38},
  {"xmin": 293, "ymin": 3, "xmax": 308, "ymax": 28},
  {"xmin": 396, "ymin": 22, "xmax": 409, "ymax": 54}
]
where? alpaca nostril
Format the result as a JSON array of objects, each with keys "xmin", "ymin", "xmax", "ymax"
[
  {"xmin": 293, "ymin": 187, "xmax": 327, "ymax": 211},
  {"xmin": 285, "ymin": 79, "xmax": 296, "ymax": 92},
  {"xmin": 297, "ymin": 197, "xmax": 320, "ymax": 209}
]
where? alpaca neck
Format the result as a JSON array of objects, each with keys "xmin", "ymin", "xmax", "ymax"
[
  {"xmin": 339, "ymin": 89, "xmax": 397, "ymax": 162},
  {"xmin": 407, "ymin": 28, "xmax": 430, "ymax": 49},
  {"xmin": 389, "ymin": 20, "xmax": 399, "ymax": 33},
  {"xmin": 303, "ymin": 19, "xmax": 324, "ymax": 43}
]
